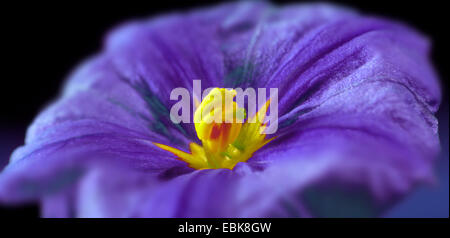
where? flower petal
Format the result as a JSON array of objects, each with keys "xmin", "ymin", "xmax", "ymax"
[
  {"xmin": 0, "ymin": 122, "xmax": 190, "ymax": 203},
  {"xmin": 0, "ymin": 52, "xmax": 195, "ymax": 202},
  {"xmin": 72, "ymin": 161, "xmax": 325, "ymax": 217},
  {"xmin": 226, "ymin": 3, "xmax": 441, "ymax": 212}
]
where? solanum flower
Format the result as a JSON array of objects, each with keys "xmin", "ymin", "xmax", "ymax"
[{"xmin": 0, "ymin": 2, "xmax": 441, "ymax": 217}]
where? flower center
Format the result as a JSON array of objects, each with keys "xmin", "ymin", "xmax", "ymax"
[{"xmin": 154, "ymin": 88, "xmax": 274, "ymax": 170}]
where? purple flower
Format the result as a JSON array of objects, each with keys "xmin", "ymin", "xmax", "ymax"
[{"xmin": 0, "ymin": 2, "xmax": 441, "ymax": 217}]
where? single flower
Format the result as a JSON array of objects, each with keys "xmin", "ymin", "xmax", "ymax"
[{"xmin": 0, "ymin": 2, "xmax": 441, "ymax": 217}]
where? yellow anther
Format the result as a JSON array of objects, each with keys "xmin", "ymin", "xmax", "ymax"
[
  {"xmin": 154, "ymin": 88, "xmax": 274, "ymax": 170},
  {"xmin": 194, "ymin": 88, "xmax": 244, "ymax": 153}
]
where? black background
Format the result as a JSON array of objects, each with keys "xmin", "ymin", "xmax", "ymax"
[{"xmin": 0, "ymin": 0, "xmax": 448, "ymax": 219}]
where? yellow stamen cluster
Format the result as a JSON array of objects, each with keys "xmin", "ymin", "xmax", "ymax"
[{"xmin": 154, "ymin": 88, "xmax": 274, "ymax": 170}]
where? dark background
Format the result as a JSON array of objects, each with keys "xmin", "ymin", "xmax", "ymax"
[{"xmin": 0, "ymin": 0, "xmax": 448, "ymax": 218}]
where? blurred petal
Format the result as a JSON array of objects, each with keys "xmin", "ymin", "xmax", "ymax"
[
  {"xmin": 72, "ymin": 161, "xmax": 325, "ymax": 218},
  {"xmin": 75, "ymin": 166, "xmax": 160, "ymax": 218}
]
